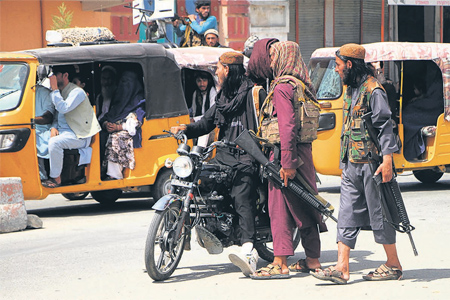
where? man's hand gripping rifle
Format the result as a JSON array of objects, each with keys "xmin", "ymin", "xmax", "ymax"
[
  {"xmin": 361, "ymin": 112, "xmax": 418, "ymax": 256},
  {"xmin": 234, "ymin": 129, "xmax": 337, "ymax": 223}
]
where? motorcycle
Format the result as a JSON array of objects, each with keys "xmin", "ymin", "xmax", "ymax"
[{"xmin": 144, "ymin": 131, "xmax": 301, "ymax": 281}]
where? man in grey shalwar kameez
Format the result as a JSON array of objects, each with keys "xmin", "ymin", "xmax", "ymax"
[{"xmin": 313, "ymin": 44, "xmax": 403, "ymax": 285}]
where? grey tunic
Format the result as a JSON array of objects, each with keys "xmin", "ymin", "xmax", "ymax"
[{"xmin": 338, "ymin": 81, "xmax": 399, "ymax": 230}]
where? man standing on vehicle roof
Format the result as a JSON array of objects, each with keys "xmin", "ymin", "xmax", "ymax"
[
  {"xmin": 171, "ymin": 52, "xmax": 267, "ymax": 278},
  {"xmin": 313, "ymin": 44, "xmax": 402, "ymax": 284},
  {"xmin": 173, "ymin": 0, "xmax": 217, "ymax": 47},
  {"xmin": 42, "ymin": 65, "xmax": 101, "ymax": 188}
]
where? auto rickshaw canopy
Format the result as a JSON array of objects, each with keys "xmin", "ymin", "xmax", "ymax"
[
  {"xmin": 311, "ymin": 42, "xmax": 450, "ymax": 121},
  {"xmin": 168, "ymin": 46, "xmax": 248, "ymax": 74},
  {"xmin": 19, "ymin": 43, "xmax": 188, "ymax": 120}
]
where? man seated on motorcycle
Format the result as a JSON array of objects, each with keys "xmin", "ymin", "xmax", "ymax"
[{"xmin": 171, "ymin": 51, "xmax": 265, "ymax": 277}]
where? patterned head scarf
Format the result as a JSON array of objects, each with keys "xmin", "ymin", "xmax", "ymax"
[{"xmin": 269, "ymin": 41, "xmax": 316, "ymax": 99}]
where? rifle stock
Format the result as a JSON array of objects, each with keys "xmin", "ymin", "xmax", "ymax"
[{"xmin": 234, "ymin": 130, "xmax": 337, "ymax": 223}]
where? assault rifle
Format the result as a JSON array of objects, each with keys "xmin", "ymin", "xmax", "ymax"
[
  {"xmin": 234, "ymin": 129, "xmax": 337, "ymax": 223},
  {"xmin": 361, "ymin": 112, "xmax": 418, "ymax": 256}
]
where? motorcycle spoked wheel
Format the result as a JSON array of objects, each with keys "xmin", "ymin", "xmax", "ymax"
[
  {"xmin": 254, "ymin": 228, "xmax": 301, "ymax": 262},
  {"xmin": 145, "ymin": 202, "xmax": 186, "ymax": 281}
]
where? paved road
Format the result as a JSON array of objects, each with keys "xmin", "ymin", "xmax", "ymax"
[{"xmin": 1, "ymin": 173, "xmax": 450, "ymax": 300}]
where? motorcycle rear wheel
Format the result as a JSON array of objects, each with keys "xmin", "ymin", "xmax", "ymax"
[
  {"xmin": 254, "ymin": 228, "xmax": 301, "ymax": 262},
  {"xmin": 145, "ymin": 202, "xmax": 186, "ymax": 281}
]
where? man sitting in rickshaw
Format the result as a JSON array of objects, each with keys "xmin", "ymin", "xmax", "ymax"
[{"xmin": 43, "ymin": 65, "xmax": 101, "ymax": 188}]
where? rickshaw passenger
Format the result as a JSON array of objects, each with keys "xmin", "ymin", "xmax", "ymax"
[
  {"xmin": 96, "ymin": 66, "xmax": 118, "ymax": 120},
  {"xmin": 35, "ymin": 84, "xmax": 55, "ymax": 180},
  {"xmin": 189, "ymin": 71, "xmax": 217, "ymax": 147},
  {"xmin": 409, "ymin": 80, "xmax": 426, "ymax": 104},
  {"xmin": 190, "ymin": 71, "xmax": 216, "ymax": 119},
  {"xmin": 72, "ymin": 74, "xmax": 86, "ymax": 90},
  {"xmin": 403, "ymin": 63, "xmax": 444, "ymax": 161},
  {"xmin": 96, "ymin": 65, "xmax": 118, "ymax": 164},
  {"xmin": 99, "ymin": 71, "xmax": 145, "ymax": 180},
  {"xmin": 42, "ymin": 65, "xmax": 101, "ymax": 188}
]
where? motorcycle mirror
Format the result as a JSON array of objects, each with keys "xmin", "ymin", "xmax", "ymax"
[{"xmin": 177, "ymin": 143, "xmax": 190, "ymax": 156}]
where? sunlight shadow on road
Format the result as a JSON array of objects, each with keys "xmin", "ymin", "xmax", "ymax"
[
  {"xmin": 406, "ymin": 268, "xmax": 450, "ymax": 282},
  {"xmin": 149, "ymin": 263, "xmax": 234, "ymax": 283},
  {"xmin": 26, "ymin": 199, "xmax": 154, "ymax": 218}
]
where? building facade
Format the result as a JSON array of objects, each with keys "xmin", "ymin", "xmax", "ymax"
[{"xmin": 1, "ymin": 0, "xmax": 449, "ymax": 64}]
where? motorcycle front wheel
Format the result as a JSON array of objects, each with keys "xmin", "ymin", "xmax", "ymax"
[
  {"xmin": 144, "ymin": 202, "xmax": 186, "ymax": 281},
  {"xmin": 254, "ymin": 228, "xmax": 301, "ymax": 262}
]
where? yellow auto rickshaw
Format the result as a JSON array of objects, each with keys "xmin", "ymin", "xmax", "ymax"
[
  {"xmin": 0, "ymin": 43, "xmax": 235, "ymax": 204},
  {"xmin": 309, "ymin": 42, "xmax": 450, "ymax": 183}
]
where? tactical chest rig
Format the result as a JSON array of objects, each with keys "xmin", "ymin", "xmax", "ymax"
[
  {"xmin": 258, "ymin": 75, "xmax": 320, "ymax": 144},
  {"xmin": 340, "ymin": 76, "xmax": 384, "ymax": 163}
]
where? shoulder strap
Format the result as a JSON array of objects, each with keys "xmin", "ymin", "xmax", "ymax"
[{"xmin": 252, "ymin": 85, "xmax": 263, "ymax": 118}]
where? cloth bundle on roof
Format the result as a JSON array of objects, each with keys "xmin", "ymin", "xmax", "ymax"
[{"xmin": 56, "ymin": 27, "xmax": 115, "ymax": 46}]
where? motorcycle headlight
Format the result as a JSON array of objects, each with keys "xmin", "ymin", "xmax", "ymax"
[{"xmin": 172, "ymin": 156, "xmax": 193, "ymax": 178}]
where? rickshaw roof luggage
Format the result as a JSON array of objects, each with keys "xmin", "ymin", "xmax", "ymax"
[
  {"xmin": 168, "ymin": 46, "xmax": 247, "ymax": 72},
  {"xmin": 19, "ymin": 43, "xmax": 187, "ymax": 120},
  {"xmin": 311, "ymin": 42, "xmax": 450, "ymax": 121}
]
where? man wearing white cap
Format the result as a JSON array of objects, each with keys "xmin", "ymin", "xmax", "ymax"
[{"xmin": 204, "ymin": 29, "xmax": 223, "ymax": 47}]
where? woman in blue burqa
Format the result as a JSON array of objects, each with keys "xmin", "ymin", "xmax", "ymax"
[{"xmin": 99, "ymin": 71, "xmax": 146, "ymax": 180}]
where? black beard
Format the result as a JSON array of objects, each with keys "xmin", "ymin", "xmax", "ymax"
[{"xmin": 342, "ymin": 67, "xmax": 351, "ymax": 86}]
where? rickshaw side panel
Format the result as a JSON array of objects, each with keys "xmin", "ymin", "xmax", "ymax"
[
  {"xmin": 312, "ymin": 106, "xmax": 343, "ymax": 176},
  {"xmin": 125, "ymin": 115, "xmax": 189, "ymax": 183},
  {"xmin": 394, "ymin": 114, "xmax": 450, "ymax": 172},
  {"xmin": 435, "ymin": 114, "xmax": 450, "ymax": 162},
  {"xmin": 0, "ymin": 59, "xmax": 43, "ymax": 199},
  {"xmin": 0, "ymin": 132, "xmax": 43, "ymax": 199}
]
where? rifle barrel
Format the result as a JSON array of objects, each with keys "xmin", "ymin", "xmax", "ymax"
[{"xmin": 235, "ymin": 129, "xmax": 337, "ymax": 223}]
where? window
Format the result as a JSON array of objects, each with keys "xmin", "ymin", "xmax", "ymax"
[
  {"xmin": 309, "ymin": 58, "xmax": 342, "ymax": 100},
  {"xmin": 0, "ymin": 63, "xmax": 28, "ymax": 111}
]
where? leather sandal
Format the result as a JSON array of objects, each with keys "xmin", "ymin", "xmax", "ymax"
[
  {"xmin": 312, "ymin": 266, "xmax": 348, "ymax": 284},
  {"xmin": 362, "ymin": 264, "xmax": 403, "ymax": 281},
  {"xmin": 250, "ymin": 264, "xmax": 291, "ymax": 280},
  {"xmin": 288, "ymin": 258, "xmax": 317, "ymax": 273},
  {"xmin": 42, "ymin": 178, "xmax": 61, "ymax": 188}
]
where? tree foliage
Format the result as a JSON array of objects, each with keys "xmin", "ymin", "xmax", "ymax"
[{"xmin": 51, "ymin": 2, "xmax": 74, "ymax": 30}]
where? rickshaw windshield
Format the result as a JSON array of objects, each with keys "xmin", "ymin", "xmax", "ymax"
[
  {"xmin": 0, "ymin": 63, "xmax": 28, "ymax": 111},
  {"xmin": 309, "ymin": 58, "xmax": 341, "ymax": 100}
]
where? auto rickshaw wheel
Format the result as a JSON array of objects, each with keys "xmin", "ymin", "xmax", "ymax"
[
  {"xmin": 152, "ymin": 168, "xmax": 172, "ymax": 200},
  {"xmin": 62, "ymin": 192, "xmax": 89, "ymax": 201},
  {"xmin": 91, "ymin": 189, "xmax": 122, "ymax": 205},
  {"xmin": 413, "ymin": 169, "xmax": 444, "ymax": 184}
]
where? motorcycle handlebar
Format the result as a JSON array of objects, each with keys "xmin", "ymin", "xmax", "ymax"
[
  {"xmin": 210, "ymin": 140, "xmax": 237, "ymax": 149},
  {"xmin": 163, "ymin": 130, "xmax": 188, "ymax": 144},
  {"xmin": 163, "ymin": 130, "xmax": 240, "ymax": 156}
]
